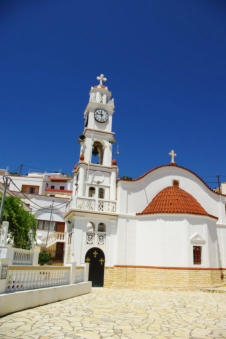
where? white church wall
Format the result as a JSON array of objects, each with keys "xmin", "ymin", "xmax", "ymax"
[
  {"xmin": 73, "ymin": 217, "xmax": 86, "ymax": 264},
  {"xmin": 68, "ymin": 214, "xmax": 117, "ymax": 266},
  {"xmin": 115, "ymin": 214, "xmax": 219, "ymax": 269},
  {"xmin": 117, "ymin": 166, "xmax": 224, "ymax": 221},
  {"xmin": 136, "ymin": 216, "xmax": 189, "ymax": 267},
  {"xmin": 206, "ymin": 219, "xmax": 220, "ymax": 268},
  {"xmin": 105, "ymin": 219, "xmax": 117, "ymax": 266},
  {"xmin": 216, "ymin": 226, "xmax": 226, "ymax": 268},
  {"xmin": 116, "ymin": 217, "xmax": 137, "ymax": 265}
]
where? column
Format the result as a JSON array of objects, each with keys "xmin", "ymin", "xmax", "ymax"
[
  {"xmin": 103, "ymin": 142, "xmax": 112, "ymax": 167},
  {"xmin": 0, "ymin": 258, "xmax": 9, "ymax": 293},
  {"xmin": 78, "ymin": 166, "xmax": 85, "ymax": 197},
  {"xmin": 32, "ymin": 246, "xmax": 40, "ymax": 266},
  {"xmin": 70, "ymin": 227, "xmax": 76, "ymax": 263},
  {"xmin": 0, "ymin": 221, "xmax": 9, "ymax": 246},
  {"xmin": 110, "ymin": 170, "xmax": 116, "ymax": 201}
]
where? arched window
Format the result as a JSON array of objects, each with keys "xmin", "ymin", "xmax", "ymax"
[
  {"xmin": 88, "ymin": 187, "xmax": 95, "ymax": 198},
  {"xmin": 98, "ymin": 223, "xmax": 106, "ymax": 233},
  {"xmin": 98, "ymin": 188, "xmax": 105, "ymax": 199},
  {"xmin": 91, "ymin": 141, "xmax": 104, "ymax": 165},
  {"xmin": 87, "ymin": 221, "xmax": 95, "ymax": 232}
]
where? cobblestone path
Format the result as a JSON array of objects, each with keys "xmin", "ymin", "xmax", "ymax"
[{"xmin": 0, "ymin": 288, "xmax": 226, "ymax": 339}]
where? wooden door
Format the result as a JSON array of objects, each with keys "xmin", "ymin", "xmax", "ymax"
[{"xmin": 85, "ymin": 248, "xmax": 105, "ymax": 287}]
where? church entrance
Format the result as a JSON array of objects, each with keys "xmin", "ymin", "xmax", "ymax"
[{"xmin": 85, "ymin": 248, "xmax": 105, "ymax": 287}]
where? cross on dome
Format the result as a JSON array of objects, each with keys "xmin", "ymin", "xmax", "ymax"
[
  {"xmin": 169, "ymin": 149, "xmax": 177, "ymax": 164},
  {"xmin": 97, "ymin": 74, "xmax": 107, "ymax": 86}
]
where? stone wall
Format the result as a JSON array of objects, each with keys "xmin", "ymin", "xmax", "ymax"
[{"xmin": 104, "ymin": 266, "xmax": 226, "ymax": 289}]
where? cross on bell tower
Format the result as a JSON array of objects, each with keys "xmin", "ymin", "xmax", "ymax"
[{"xmin": 97, "ymin": 74, "xmax": 107, "ymax": 86}]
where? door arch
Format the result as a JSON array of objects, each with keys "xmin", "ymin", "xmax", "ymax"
[{"xmin": 85, "ymin": 247, "xmax": 105, "ymax": 287}]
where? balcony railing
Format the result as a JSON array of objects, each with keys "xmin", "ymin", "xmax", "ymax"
[
  {"xmin": 37, "ymin": 232, "xmax": 66, "ymax": 248},
  {"xmin": 75, "ymin": 197, "xmax": 116, "ymax": 213}
]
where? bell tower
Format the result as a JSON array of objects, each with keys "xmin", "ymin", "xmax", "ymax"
[
  {"xmin": 70, "ymin": 74, "xmax": 118, "ymax": 212},
  {"xmin": 80, "ymin": 74, "xmax": 115, "ymax": 167},
  {"xmin": 64, "ymin": 74, "xmax": 118, "ymax": 272}
]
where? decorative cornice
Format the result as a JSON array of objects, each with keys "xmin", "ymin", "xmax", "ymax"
[
  {"xmin": 84, "ymin": 128, "xmax": 115, "ymax": 136},
  {"xmin": 78, "ymin": 162, "xmax": 117, "ymax": 171},
  {"xmin": 118, "ymin": 164, "xmax": 226, "ymax": 198},
  {"xmin": 64, "ymin": 209, "xmax": 118, "ymax": 219},
  {"xmin": 114, "ymin": 265, "xmax": 226, "ymax": 270},
  {"xmin": 136, "ymin": 212, "xmax": 218, "ymax": 220}
]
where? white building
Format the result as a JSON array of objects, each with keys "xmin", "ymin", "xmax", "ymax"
[
  {"xmin": 64, "ymin": 74, "xmax": 226, "ymax": 288},
  {"xmin": 0, "ymin": 171, "xmax": 72, "ymax": 264}
]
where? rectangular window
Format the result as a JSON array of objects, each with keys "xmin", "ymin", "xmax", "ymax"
[
  {"xmin": 50, "ymin": 221, "xmax": 55, "ymax": 230},
  {"xmin": 44, "ymin": 221, "xmax": 50, "ymax": 230},
  {"xmin": 51, "ymin": 185, "xmax": 55, "ymax": 189},
  {"xmin": 60, "ymin": 186, "xmax": 64, "ymax": 190},
  {"xmin": 193, "ymin": 246, "xmax": 202, "ymax": 265},
  {"xmin": 22, "ymin": 185, "xmax": 39, "ymax": 194},
  {"xmin": 38, "ymin": 220, "xmax": 44, "ymax": 230},
  {"xmin": 55, "ymin": 222, "xmax": 65, "ymax": 232},
  {"xmin": 38, "ymin": 220, "xmax": 55, "ymax": 231}
]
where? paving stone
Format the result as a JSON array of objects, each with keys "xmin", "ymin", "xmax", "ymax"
[{"xmin": 0, "ymin": 288, "xmax": 225, "ymax": 338}]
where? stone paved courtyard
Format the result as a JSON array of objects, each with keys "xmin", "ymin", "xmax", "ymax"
[{"xmin": 0, "ymin": 288, "xmax": 226, "ymax": 339}]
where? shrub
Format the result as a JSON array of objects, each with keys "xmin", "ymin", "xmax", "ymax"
[{"xmin": 38, "ymin": 251, "xmax": 51, "ymax": 265}]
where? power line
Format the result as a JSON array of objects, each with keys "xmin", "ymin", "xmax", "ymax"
[
  {"xmin": 8, "ymin": 177, "xmax": 69, "ymax": 210},
  {"xmin": 9, "ymin": 178, "xmax": 45, "ymax": 209},
  {"xmin": 12, "ymin": 163, "xmax": 73, "ymax": 176},
  {"xmin": 0, "ymin": 176, "xmax": 10, "ymax": 223}
]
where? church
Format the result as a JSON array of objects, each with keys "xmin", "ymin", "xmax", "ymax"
[{"xmin": 64, "ymin": 75, "xmax": 226, "ymax": 288}]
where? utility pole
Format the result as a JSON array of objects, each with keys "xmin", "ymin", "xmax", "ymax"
[
  {"xmin": 45, "ymin": 200, "xmax": 54, "ymax": 248},
  {"xmin": 19, "ymin": 164, "xmax": 23, "ymax": 175},
  {"xmin": 217, "ymin": 175, "xmax": 221, "ymax": 194},
  {"xmin": 0, "ymin": 176, "xmax": 10, "ymax": 224}
]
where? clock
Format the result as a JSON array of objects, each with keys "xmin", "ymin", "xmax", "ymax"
[{"xmin": 94, "ymin": 109, "xmax": 109, "ymax": 123}]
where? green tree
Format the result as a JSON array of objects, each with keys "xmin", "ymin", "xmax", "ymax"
[
  {"xmin": 0, "ymin": 195, "xmax": 37, "ymax": 249},
  {"xmin": 120, "ymin": 176, "xmax": 133, "ymax": 180}
]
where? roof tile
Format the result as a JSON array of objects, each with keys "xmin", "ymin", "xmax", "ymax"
[{"xmin": 138, "ymin": 186, "xmax": 210, "ymax": 217}]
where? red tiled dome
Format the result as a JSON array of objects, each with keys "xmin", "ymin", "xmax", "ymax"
[{"xmin": 139, "ymin": 185, "xmax": 209, "ymax": 216}]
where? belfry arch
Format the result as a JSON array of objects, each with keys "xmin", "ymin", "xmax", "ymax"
[{"xmin": 91, "ymin": 141, "xmax": 104, "ymax": 165}]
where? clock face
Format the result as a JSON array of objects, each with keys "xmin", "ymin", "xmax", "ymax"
[{"xmin": 94, "ymin": 109, "xmax": 109, "ymax": 123}]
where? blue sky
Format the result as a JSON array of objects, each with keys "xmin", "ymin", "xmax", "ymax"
[{"xmin": 0, "ymin": 0, "xmax": 226, "ymax": 187}]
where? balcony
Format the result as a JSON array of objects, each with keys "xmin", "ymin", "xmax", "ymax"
[
  {"xmin": 74, "ymin": 197, "xmax": 117, "ymax": 214},
  {"xmin": 37, "ymin": 231, "xmax": 66, "ymax": 248},
  {"xmin": 46, "ymin": 189, "xmax": 72, "ymax": 194}
]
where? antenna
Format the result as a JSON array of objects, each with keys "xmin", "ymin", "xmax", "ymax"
[
  {"xmin": 113, "ymin": 144, "xmax": 119, "ymax": 156},
  {"xmin": 19, "ymin": 164, "xmax": 23, "ymax": 175}
]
